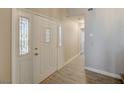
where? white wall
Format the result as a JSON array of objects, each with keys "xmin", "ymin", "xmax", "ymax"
[
  {"xmin": 62, "ymin": 18, "xmax": 80, "ymax": 62},
  {"xmin": 85, "ymin": 9, "xmax": 124, "ymax": 74}
]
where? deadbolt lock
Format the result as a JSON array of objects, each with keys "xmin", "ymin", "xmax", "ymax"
[
  {"xmin": 34, "ymin": 53, "xmax": 39, "ymax": 56},
  {"xmin": 35, "ymin": 48, "xmax": 38, "ymax": 50}
]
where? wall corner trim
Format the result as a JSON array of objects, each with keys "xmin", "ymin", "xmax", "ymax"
[{"xmin": 85, "ymin": 66, "xmax": 121, "ymax": 79}]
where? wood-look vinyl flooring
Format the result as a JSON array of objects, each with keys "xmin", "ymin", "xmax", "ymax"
[
  {"xmin": 41, "ymin": 55, "xmax": 122, "ymax": 84},
  {"xmin": 85, "ymin": 70, "xmax": 121, "ymax": 84}
]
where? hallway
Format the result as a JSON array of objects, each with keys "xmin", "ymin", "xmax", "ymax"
[
  {"xmin": 41, "ymin": 55, "xmax": 86, "ymax": 84},
  {"xmin": 41, "ymin": 55, "xmax": 121, "ymax": 84},
  {"xmin": 0, "ymin": 8, "xmax": 123, "ymax": 84}
]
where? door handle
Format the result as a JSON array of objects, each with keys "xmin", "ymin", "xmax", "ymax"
[
  {"xmin": 35, "ymin": 48, "xmax": 38, "ymax": 50},
  {"xmin": 34, "ymin": 53, "xmax": 39, "ymax": 56}
]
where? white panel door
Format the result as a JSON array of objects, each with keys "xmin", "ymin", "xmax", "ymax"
[
  {"xmin": 12, "ymin": 9, "xmax": 33, "ymax": 83},
  {"xmin": 33, "ymin": 15, "xmax": 58, "ymax": 83}
]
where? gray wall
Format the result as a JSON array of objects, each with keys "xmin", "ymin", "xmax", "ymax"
[{"xmin": 85, "ymin": 9, "xmax": 124, "ymax": 74}]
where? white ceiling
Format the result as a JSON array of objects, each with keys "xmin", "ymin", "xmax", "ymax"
[
  {"xmin": 67, "ymin": 8, "xmax": 88, "ymax": 17},
  {"xmin": 66, "ymin": 8, "xmax": 88, "ymax": 23}
]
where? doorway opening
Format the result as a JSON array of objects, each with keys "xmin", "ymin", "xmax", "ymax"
[{"xmin": 79, "ymin": 17, "xmax": 85, "ymax": 55}]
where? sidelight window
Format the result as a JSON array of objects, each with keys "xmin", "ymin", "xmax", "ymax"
[{"xmin": 19, "ymin": 17, "xmax": 29, "ymax": 55}]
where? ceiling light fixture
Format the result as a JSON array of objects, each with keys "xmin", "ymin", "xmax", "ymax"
[{"xmin": 88, "ymin": 8, "xmax": 93, "ymax": 11}]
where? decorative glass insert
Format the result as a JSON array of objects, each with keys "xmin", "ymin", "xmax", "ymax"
[
  {"xmin": 58, "ymin": 25, "xmax": 62, "ymax": 47},
  {"xmin": 45, "ymin": 28, "xmax": 51, "ymax": 43},
  {"xmin": 19, "ymin": 17, "xmax": 29, "ymax": 55}
]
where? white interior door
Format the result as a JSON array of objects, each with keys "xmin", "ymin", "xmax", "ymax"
[
  {"xmin": 33, "ymin": 15, "xmax": 58, "ymax": 83},
  {"xmin": 12, "ymin": 9, "xmax": 33, "ymax": 83}
]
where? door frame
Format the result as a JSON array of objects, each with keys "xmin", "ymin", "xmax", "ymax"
[
  {"xmin": 11, "ymin": 8, "xmax": 17, "ymax": 83},
  {"xmin": 11, "ymin": 8, "xmax": 64, "ymax": 84}
]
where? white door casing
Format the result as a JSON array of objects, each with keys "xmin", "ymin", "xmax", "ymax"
[
  {"xmin": 80, "ymin": 30, "xmax": 85, "ymax": 54},
  {"xmin": 57, "ymin": 24, "xmax": 64, "ymax": 69}
]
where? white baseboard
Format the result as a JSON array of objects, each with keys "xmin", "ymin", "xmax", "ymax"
[
  {"xmin": 64, "ymin": 52, "xmax": 81, "ymax": 66},
  {"xmin": 85, "ymin": 67, "xmax": 121, "ymax": 79}
]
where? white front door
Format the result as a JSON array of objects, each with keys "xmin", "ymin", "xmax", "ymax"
[
  {"xmin": 12, "ymin": 9, "xmax": 33, "ymax": 83},
  {"xmin": 33, "ymin": 15, "xmax": 58, "ymax": 83}
]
